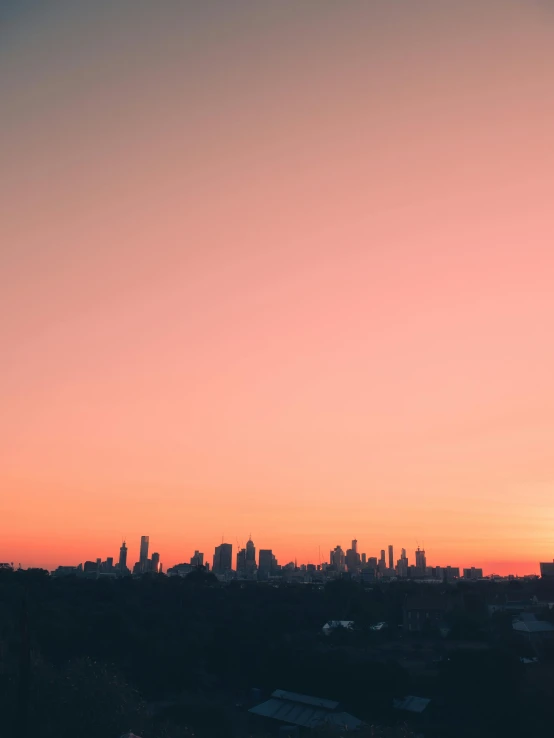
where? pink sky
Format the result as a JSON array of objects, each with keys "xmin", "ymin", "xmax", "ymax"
[{"xmin": 1, "ymin": 1, "xmax": 554, "ymax": 575}]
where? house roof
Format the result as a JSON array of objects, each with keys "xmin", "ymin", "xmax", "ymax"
[
  {"xmin": 249, "ymin": 698, "xmax": 362, "ymax": 730},
  {"xmin": 513, "ymin": 620, "xmax": 554, "ymax": 634},
  {"xmin": 322, "ymin": 620, "xmax": 354, "ymax": 631},
  {"xmin": 271, "ymin": 690, "xmax": 338, "ymax": 710},
  {"xmin": 393, "ymin": 696, "xmax": 431, "ymax": 713}
]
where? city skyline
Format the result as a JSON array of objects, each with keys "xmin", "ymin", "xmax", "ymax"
[
  {"xmin": 2, "ymin": 2, "xmax": 554, "ymax": 576},
  {"xmin": 11, "ymin": 530, "xmax": 545, "ymax": 578}
]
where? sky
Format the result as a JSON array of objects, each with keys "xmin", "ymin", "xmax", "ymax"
[{"xmin": 1, "ymin": 1, "xmax": 554, "ymax": 575}]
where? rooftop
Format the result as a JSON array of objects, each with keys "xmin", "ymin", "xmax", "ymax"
[
  {"xmin": 322, "ymin": 620, "xmax": 355, "ymax": 632},
  {"xmin": 393, "ymin": 696, "xmax": 431, "ymax": 713},
  {"xmin": 513, "ymin": 620, "xmax": 554, "ymax": 634},
  {"xmin": 271, "ymin": 690, "xmax": 338, "ymax": 710},
  {"xmin": 249, "ymin": 689, "xmax": 362, "ymax": 731}
]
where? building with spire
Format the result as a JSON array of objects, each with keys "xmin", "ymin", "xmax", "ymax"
[
  {"xmin": 245, "ymin": 535, "xmax": 257, "ymax": 574},
  {"xmin": 118, "ymin": 541, "xmax": 128, "ymax": 572}
]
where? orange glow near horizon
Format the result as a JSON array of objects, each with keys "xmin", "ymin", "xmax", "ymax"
[{"xmin": 2, "ymin": 1, "xmax": 554, "ymax": 576}]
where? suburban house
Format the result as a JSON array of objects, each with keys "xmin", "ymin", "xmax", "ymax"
[
  {"xmin": 322, "ymin": 620, "xmax": 355, "ymax": 635},
  {"xmin": 512, "ymin": 613, "xmax": 554, "ymax": 653}
]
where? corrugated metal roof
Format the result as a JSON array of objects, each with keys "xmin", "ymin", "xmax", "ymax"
[
  {"xmin": 513, "ymin": 620, "xmax": 554, "ymax": 633},
  {"xmin": 393, "ymin": 696, "xmax": 431, "ymax": 713},
  {"xmin": 271, "ymin": 690, "xmax": 339, "ymax": 709},
  {"xmin": 249, "ymin": 699, "xmax": 361, "ymax": 730}
]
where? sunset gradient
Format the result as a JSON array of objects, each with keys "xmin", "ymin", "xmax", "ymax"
[{"xmin": 2, "ymin": 1, "xmax": 554, "ymax": 574}]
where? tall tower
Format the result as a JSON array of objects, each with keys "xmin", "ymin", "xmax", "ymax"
[
  {"xmin": 119, "ymin": 541, "xmax": 128, "ymax": 571},
  {"xmin": 245, "ymin": 535, "xmax": 256, "ymax": 572},
  {"xmin": 246, "ymin": 535, "xmax": 255, "ymax": 562},
  {"xmin": 139, "ymin": 535, "xmax": 149, "ymax": 572},
  {"xmin": 388, "ymin": 545, "xmax": 394, "ymax": 570},
  {"xmin": 330, "ymin": 545, "xmax": 345, "ymax": 571},
  {"xmin": 213, "ymin": 543, "xmax": 232, "ymax": 573},
  {"xmin": 351, "ymin": 539, "xmax": 358, "ymax": 553},
  {"xmin": 415, "ymin": 546, "xmax": 426, "ymax": 573}
]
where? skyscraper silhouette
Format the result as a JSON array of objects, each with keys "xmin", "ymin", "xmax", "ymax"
[
  {"xmin": 119, "ymin": 541, "xmax": 128, "ymax": 571},
  {"xmin": 139, "ymin": 535, "xmax": 149, "ymax": 573},
  {"xmin": 258, "ymin": 549, "xmax": 274, "ymax": 579},
  {"xmin": 213, "ymin": 543, "xmax": 232, "ymax": 573},
  {"xmin": 415, "ymin": 546, "xmax": 426, "ymax": 575},
  {"xmin": 245, "ymin": 536, "xmax": 256, "ymax": 573},
  {"xmin": 151, "ymin": 552, "xmax": 160, "ymax": 573}
]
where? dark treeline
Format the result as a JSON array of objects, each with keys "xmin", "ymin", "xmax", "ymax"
[{"xmin": 1, "ymin": 567, "xmax": 553, "ymax": 738}]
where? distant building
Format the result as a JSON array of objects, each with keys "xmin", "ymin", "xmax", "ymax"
[
  {"xmin": 213, "ymin": 543, "xmax": 232, "ymax": 573},
  {"xmin": 236, "ymin": 548, "xmax": 247, "ymax": 574},
  {"xmin": 151, "ymin": 552, "xmax": 160, "ymax": 573},
  {"xmin": 52, "ymin": 564, "xmax": 82, "ymax": 577},
  {"xmin": 388, "ymin": 545, "xmax": 394, "ymax": 570},
  {"xmin": 167, "ymin": 562, "xmax": 194, "ymax": 577},
  {"xmin": 119, "ymin": 541, "xmax": 128, "ymax": 572},
  {"xmin": 238, "ymin": 536, "xmax": 257, "ymax": 575},
  {"xmin": 329, "ymin": 546, "xmax": 345, "ymax": 572},
  {"xmin": 139, "ymin": 536, "xmax": 149, "ymax": 573},
  {"xmin": 415, "ymin": 547, "xmax": 426, "ymax": 577},
  {"xmin": 444, "ymin": 566, "xmax": 460, "ymax": 582},
  {"xmin": 345, "ymin": 540, "xmax": 360, "ymax": 572},
  {"xmin": 463, "ymin": 567, "xmax": 483, "ymax": 580},
  {"xmin": 259, "ymin": 549, "xmax": 274, "ymax": 579},
  {"xmin": 361, "ymin": 567, "xmax": 376, "ymax": 583},
  {"xmin": 540, "ymin": 561, "xmax": 554, "ymax": 578},
  {"xmin": 190, "ymin": 550, "xmax": 204, "ymax": 567},
  {"xmin": 397, "ymin": 549, "xmax": 408, "ymax": 578}
]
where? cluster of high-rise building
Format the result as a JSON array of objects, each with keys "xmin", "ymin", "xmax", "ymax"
[
  {"xmin": 326, "ymin": 541, "xmax": 484, "ymax": 582},
  {"xmin": 162, "ymin": 537, "xmax": 486, "ymax": 583},
  {"xmin": 52, "ymin": 536, "xmax": 162, "ymax": 578},
  {"xmin": 49, "ymin": 533, "xmax": 505, "ymax": 581}
]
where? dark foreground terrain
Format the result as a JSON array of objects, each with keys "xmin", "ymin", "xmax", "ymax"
[{"xmin": 1, "ymin": 567, "xmax": 554, "ymax": 738}]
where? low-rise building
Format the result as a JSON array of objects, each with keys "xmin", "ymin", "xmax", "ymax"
[
  {"xmin": 512, "ymin": 614, "xmax": 554, "ymax": 652},
  {"xmin": 249, "ymin": 689, "xmax": 362, "ymax": 733},
  {"xmin": 322, "ymin": 620, "xmax": 355, "ymax": 635}
]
